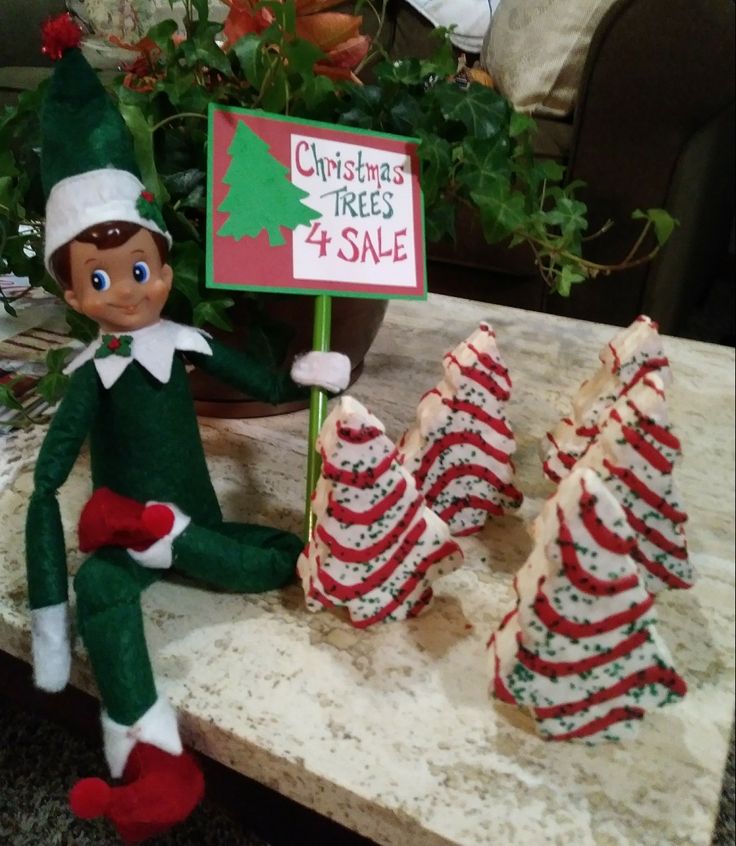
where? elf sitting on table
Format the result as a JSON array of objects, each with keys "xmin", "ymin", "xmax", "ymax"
[{"xmin": 26, "ymin": 15, "xmax": 350, "ymax": 844}]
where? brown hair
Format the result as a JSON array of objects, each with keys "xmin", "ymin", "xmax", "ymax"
[{"xmin": 50, "ymin": 221, "xmax": 169, "ymax": 289}]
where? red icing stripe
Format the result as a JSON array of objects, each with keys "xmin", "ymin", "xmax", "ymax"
[
  {"xmin": 542, "ymin": 460, "xmax": 563, "ymax": 484},
  {"xmin": 444, "ymin": 353, "xmax": 511, "ymax": 400},
  {"xmin": 641, "ymin": 374, "xmax": 666, "ymax": 399},
  {"xmin": 534, "ymin": 666, "xmax": 686, "ymax": 719},
  {"xmin": 626, "ymin": 403, "xmax": 680, "ymax": 451},
  {"xmin": 316, "ymin": 493, "xmax": 424, "ymax": 562},
  {"xmin": 491, "ymin": 650, "xmax": 518, "ymax": 705},
  {"xmin": 327, "ymin": 478, "xmax": 408, "ymax": 525},
  {"xmin": 557, "ymin": 450, "xmax": 578, "ymax": 470},
  {"xmin": 629, "ymin": 544, "xmax": 693, "ymax": 590},
  {"xmin": 557, "ymin": 505, "xmax": 640, "ymax": 595},
  {"xmin": 337, "ymin": 424, "xmax": 383, "ymax": 444},
  {"xmin": 546, "ymin": 706, "xmax": 645, "ymax": 741},
  {"xmin": 466, "ymin": 342, "xmax": 512, "ymax": 387},
  {"xmin": 575, "ymin": 425, "xmax": 600, "ymax": 439},
  {"xmin": 317, "ymin": 519, "xmax": 426, "ymax": 600},
  {"xmin": 321, "ymin": 447, "xmax": 397, "ymax": 487},
  {"xmin": 441, "ymin": 397, "xmax": 513, "ymax": 438},
  {"xmin": 423, "ymin": 463, "xmax": 522, "ymax": 509},
  {"xmin": 351, "ymin": 544, "xmax": 459, "ymax": 628},
  {"xmin": 616, "ymin": 420, "xmax": 674, "ymax": 473},
  {"xmin": 625, "ymin": 509, "xmax": 688, "ymax": 559},
  {"xmin": 517, "ymin": 628, "xmax": 649, "ymax": 676},
  {"xmin": 579, "ymin": 480, "xmax": 636, "ymax": 556},
  {"xmin": 602, "ymin": 459, "xmax": 687, "ymax": 524},
  {"xmin": 414, "ymin": 432, "xmax": 510, "ymax": 487},
  {"xmin": 607, "ymin": 342, "xmax": 621, "ymax": 374},
  {"xmin": 532, "ymin": 576, "xmax": 655, "ymax": 637},
  {"xmin": 618, "ymin": 359, "xmax": 670, "ymax": 398},
  {"xmin": 438, "ymin": 494, "xmax": 505, "ymax": 524}
]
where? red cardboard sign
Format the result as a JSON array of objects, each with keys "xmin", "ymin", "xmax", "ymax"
[{"xmin": 207, "ymin": 105, "xmax": 426, "ymax": 299}]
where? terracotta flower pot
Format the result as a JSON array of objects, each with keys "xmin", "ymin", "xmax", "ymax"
[{"xmin": 190, "ymin": 294, "xmax": 388, "ymax": 418}]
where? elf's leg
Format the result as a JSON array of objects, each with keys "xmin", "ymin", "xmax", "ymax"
[
  {"xmin": 171, "ymin": 521, "xmax": 303, "ymax": 592},
  {"xmin": 78, "ymin": 487, "xmax": 301, "ymax": 593},
  {"xmin": 71, "ymin": 550, "xmax": 204, "ymax": 842}
]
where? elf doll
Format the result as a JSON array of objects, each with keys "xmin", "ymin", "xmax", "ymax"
[{"xmin": 26, "ymin": 14, "xmax": 350, "ymax": 843}]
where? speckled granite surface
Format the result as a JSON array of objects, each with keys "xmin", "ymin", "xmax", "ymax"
[{"xmin": 0, "ymin": 295, "xmax": 733, "ymax": 846}]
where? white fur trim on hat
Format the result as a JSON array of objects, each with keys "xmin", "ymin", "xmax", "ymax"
[{"xmin": 44, "ymin": 167, "xmax": 171, "ymax": 273}]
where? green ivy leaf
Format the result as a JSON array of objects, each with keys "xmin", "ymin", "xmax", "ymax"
[
  {"xmin": 146, "ymin": 19, "xmax": 178, "ymax": 51},
  {"xmin": 389, "ymin": 94, "xmax": 427, "ymax": 136},
  {"xmin": 436, "ymin": 83, "xmax": 510, "ymax": 141},
  {"xmin": 555, "ymin": 263, "xmax": 587, "ymax": 297},
  {"xmin": 44, "ymin": 346, "xmax": 73, "ymax": 374},
  {"xmin": 36, "ymin": 370, "xmax": 70, "ymax": 405},
  {"xmin": 170, "ymin": 241, "xmax": 203, "ymax": 307},
  {"xmin": 545, "ymin": 196, "xmax": 588, "ymax": 237},
  {"xmin": 194, "ymin": 298, "xmax": 235, "ymax": 331},
  {"xmin": 231, "ymin": 35, "xmax": 264, "ymax": 88},
  {"xmin": 425, "ymin": 201, "xmax": 456, "ymax": 243},
  {"xmin": 283, "ymin": 38, "xmax": 324, "ymax": 79},
  {"xmin": 458, "ymin": 136, "xmax": 512, "ymax": 195},
  {"xmin": 65, "ymin": 309, "xmax": 98, "ymax": 344},
  {"xmin": 0, "ymin": 379, "xmax": 26, "ymax": 413},
  {"xmin": 509, "ymin": 112, "xmax": 536, "ymax": 139},
  {"xmin": 473, "ymin": 187, "xmax": 526, "ymax": 244},
  {"xmin": 417, "ymin": 132, "xmax": 452, "ymax": 205},
  {"xmin": 632, "ymin": 208, "xmax": 678, "ymax": 245}
]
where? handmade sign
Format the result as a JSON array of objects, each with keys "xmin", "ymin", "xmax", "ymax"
[
  {"xmin": 207, "ymin": 105, "xmax": 426, "ymax": 300},
  {"xmin": 208, "ymin": 105, "xmax": 427, "ymax": 532}
]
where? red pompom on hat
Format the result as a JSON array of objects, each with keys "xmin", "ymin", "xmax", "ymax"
[{"xmin": 41, "ymin": 12, "xmax": 83, "ymax": 61}]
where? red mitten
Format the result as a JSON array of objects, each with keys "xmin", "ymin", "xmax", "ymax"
[
  {"xmin": 78, "ymin": 488, "xmax": 174, "ymax": 553},
  {"xmin": 69, "ymin": 744, "xmax": 205, "ymax": 844}
]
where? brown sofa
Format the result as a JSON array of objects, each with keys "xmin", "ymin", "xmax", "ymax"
[
  {"xmin": 419, "ymin": 0, "xmax": 735, "ymax": 338},
  {"xmin": 2, "ymin": 0, "xmax": 734, "ymax": 338}
]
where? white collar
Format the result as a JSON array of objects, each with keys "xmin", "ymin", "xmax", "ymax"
[{"xmin": 65, "ymin": 319, "xmax": 213, "ymax": 389}]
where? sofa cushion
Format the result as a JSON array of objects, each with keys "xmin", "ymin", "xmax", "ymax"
[{"xmin": 482, "ymin": 0, "xmax": 617, "ymax": 118}]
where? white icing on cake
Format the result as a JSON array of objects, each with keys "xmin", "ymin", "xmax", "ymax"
[
  {"xmin": 542, "ymin": 315, "xmax": 672, "ymax": 483},
  {"xmin": 298, "ymin": 397, "xmax": 463, "ymax": 627},
  {"xmin": 488, "ymin": 467, "xmax": 687, "ymax": 744},
  {"xmin": 398, "ymin": 323, "xmax": 522, "ymax": 535}
]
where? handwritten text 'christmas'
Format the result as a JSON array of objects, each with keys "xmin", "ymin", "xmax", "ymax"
[{"xmin": 291, "ymin": 134, "xmax": 418, "ymax": 288}]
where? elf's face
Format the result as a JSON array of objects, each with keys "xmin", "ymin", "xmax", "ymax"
[{"xmin": 64, "ymin": 228, "xmax": 173, "ymax": 333}]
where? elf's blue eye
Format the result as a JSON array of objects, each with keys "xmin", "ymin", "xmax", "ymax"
[
  {"xmin": 91, "ymin": 269, "xmax": 111, "ymax": 291},
  {"xmin": 133, "ymin": 261, "xmax": 150, "ymax": 284}
]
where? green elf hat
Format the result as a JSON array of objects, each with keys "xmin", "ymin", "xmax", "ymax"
[{"xmin": 40, "ymin": 13, "xmax": 171, "ymax": 274}]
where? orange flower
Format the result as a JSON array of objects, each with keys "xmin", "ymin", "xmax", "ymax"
[{"xmin": 221, "ymin": 0, "xmax": 370, "ymax": 79}]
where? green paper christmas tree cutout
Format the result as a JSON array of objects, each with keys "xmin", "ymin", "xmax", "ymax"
[{"xmin": 217, "ymin": 121, "xmax": 321, "ymax": 246}]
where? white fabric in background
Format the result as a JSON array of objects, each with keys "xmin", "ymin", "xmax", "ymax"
[{"xmin": 402, "ymin": 0, "xmax": 499, "ymax": 53}]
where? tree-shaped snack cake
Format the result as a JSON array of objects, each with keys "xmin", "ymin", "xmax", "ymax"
[
  {"xmin": 298, "ymin": 396, "xmax": 464, "ymax": 627},
  {"xmin": 542, "ymin": 315, "xmax": 672, "ymax": 483},
  {"xmin": 397, "ymin": 322, "xmax": 522, "ymax": 536},
  {"xmin": 488, "ymin": 467, "xmax": 687, "ymax": 743},
  {"xmin": 576, "ymin": 373, "xmax": 694, "ymax": 593}
]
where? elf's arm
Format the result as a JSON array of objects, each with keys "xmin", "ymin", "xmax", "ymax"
[
  {"xmin": 186, "ymin": 336, "xmax": 350, "ymax": 404},
  {"xmin": 26, "ymin": 362, "xmax": 100, "ymax": 692}
]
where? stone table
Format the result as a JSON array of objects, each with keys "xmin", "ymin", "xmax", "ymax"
[{"xmin": 1, "ymin": 295, "xmax": 734, "ymax": 846}]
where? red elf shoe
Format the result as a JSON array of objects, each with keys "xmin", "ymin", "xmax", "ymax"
[
  {"xmin": 78, "ymin": 487, "xmax": 175, "ymax": 553},
  {"xmin": 69, "ymin": 743, "xmax": 205, "ymax": 844}
]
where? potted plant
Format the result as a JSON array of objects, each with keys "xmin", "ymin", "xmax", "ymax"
[{"xmin": 0, "ymin": 0, "xmax": 674, "ymax": 419}]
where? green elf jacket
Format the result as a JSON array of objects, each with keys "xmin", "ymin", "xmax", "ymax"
[{"xmin": 26, "ymin": 320, "xmax": 304, "ymax": 725}]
